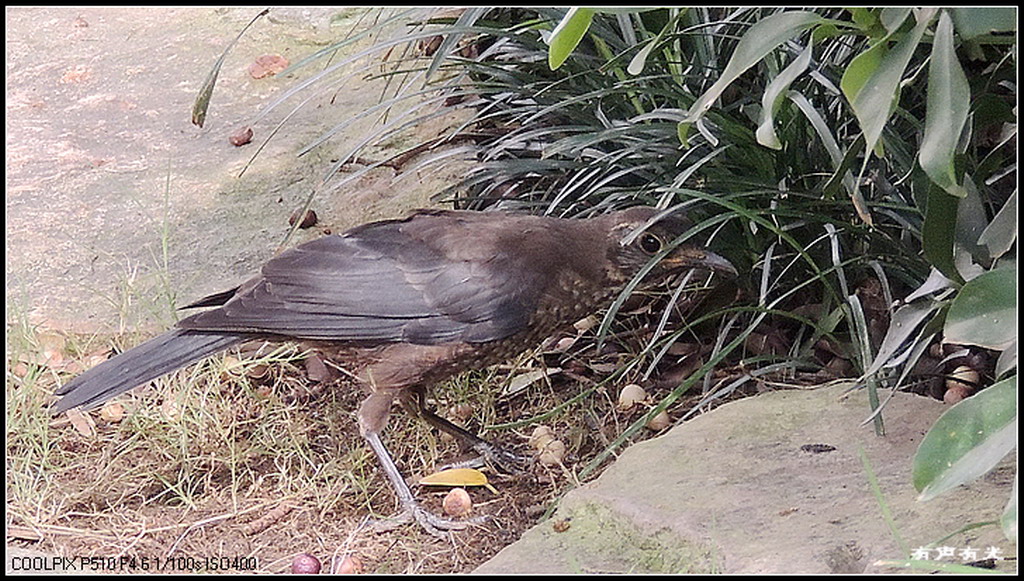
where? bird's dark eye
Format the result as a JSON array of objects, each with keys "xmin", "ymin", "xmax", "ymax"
[{"xmin": 639, "ymin": 233, "xmax": 663, "ymax": 254}]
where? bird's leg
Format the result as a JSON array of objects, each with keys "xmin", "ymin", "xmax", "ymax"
[
  {"xmin": 362, "ymin": 430, "xmax": 477, "ymax": 537},
  {"xmin": 400, "ymin": 388, "xmax": 530, "ymax": 475},
  {"xmin": 357, "ymin": 389, "xmax": 480, "ymax": 537}
]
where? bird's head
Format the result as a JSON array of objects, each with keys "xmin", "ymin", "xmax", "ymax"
[{"xmin": 602, "ymin": 206, "xmax": 737, "ymax": 282}]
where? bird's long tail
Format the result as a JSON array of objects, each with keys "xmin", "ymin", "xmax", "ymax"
[{"xmin": 51, "ymin": 329, "xmax": 245, "ymax": 414}]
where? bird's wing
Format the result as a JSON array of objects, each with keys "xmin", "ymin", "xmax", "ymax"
[{"xmin": 176, "ymin": 215, "xmax": 543, "ymax": 344}]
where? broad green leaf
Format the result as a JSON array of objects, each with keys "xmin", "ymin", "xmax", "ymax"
[
  {"xmin": 679, "ymin": 10, "xmax": 824, "ymax": 142},
  {"xmin": 879, "ymin": 7, "xmax": 912, "ymax": 33},
  {"xmin": 920, "ymin": 12, "xmax": 970, "ymax": 197},
  {"xmin": 945, "ymin": 266, "xmax": 1016, "ymax": 350},
  {"xmin": 949, "ymin": 7, "xmax": 1018, "ymax": 40},
  {"xmin": 847, "ymin": 7, "xmax": 875, "ymax": 29},
  {"xmin": 847, "ymin": 8, "xmax": 883, "ymax": 37},
  {"xmin": 954, "ymin": 177, "xmax": 993, "ymax": 265},
  {"xmin": 839, "ymin": 38, "xmax": 887, "ymax": 106},
  {"xmin": 811, "ymin": 22, "xmax": 841, "ymax": 43},
  {"xmin": 756, "ymin": 41, "xmax": 814, "ymax": 149},
  {"xmin": 839, "ymin": 8, "xmax": 908, "ymax": 102},
  {"xmin": 549, "ymin": 7, "xmax": 595, "ymax": 70},
  {"xmin": 848, "ymin": 8, "xmax": 935, "ymax": 157},
  {"xmin": 922, "ymin": 184, "xmax": 962, "ymax": 282},
  {"xmin": 977, "ymin": 190, "xmax": 1018, "ymax": 260},
  {"xmin": 913, "ymin": 375, "xmax": 1016, "ymax": 501}
]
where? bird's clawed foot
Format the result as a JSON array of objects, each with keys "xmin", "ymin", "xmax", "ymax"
[
  {"xmin": 439, "ymin": 441, "xmax": 532, "ymax": 475},
  {"xmin": 479, "ymin": 441, "xmax": 533, "ymax": 474},
  {"xmin": 370, "ymin": 500, "xmax": 486, "ymax": 538},
  {"xmin": 363, "ymin": 431, "xmax": 489, "ymax": 538}
]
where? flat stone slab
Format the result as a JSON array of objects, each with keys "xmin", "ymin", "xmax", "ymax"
[{"xmin": 476, "ymin": 385, "xmax": 1016, "ymax": 574}]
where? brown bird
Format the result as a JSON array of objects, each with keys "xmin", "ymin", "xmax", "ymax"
[{"xmin": 52, "ymin": 206, "xmax": 735, "ymax": 535}]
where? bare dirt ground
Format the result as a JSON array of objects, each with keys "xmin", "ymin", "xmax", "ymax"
[{"xmin": 6, "ymin": 6, "xmax": 453, "ymax": 333}]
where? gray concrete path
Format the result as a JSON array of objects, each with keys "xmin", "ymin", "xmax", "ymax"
[{"xmin": 6, "ymin": 7, "xmax": 453, "ymax": 334}]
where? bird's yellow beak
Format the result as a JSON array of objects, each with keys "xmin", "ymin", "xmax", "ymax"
[{"xmin": 662, "ymin": 247, "xmax": 738, "ymax": 277}]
